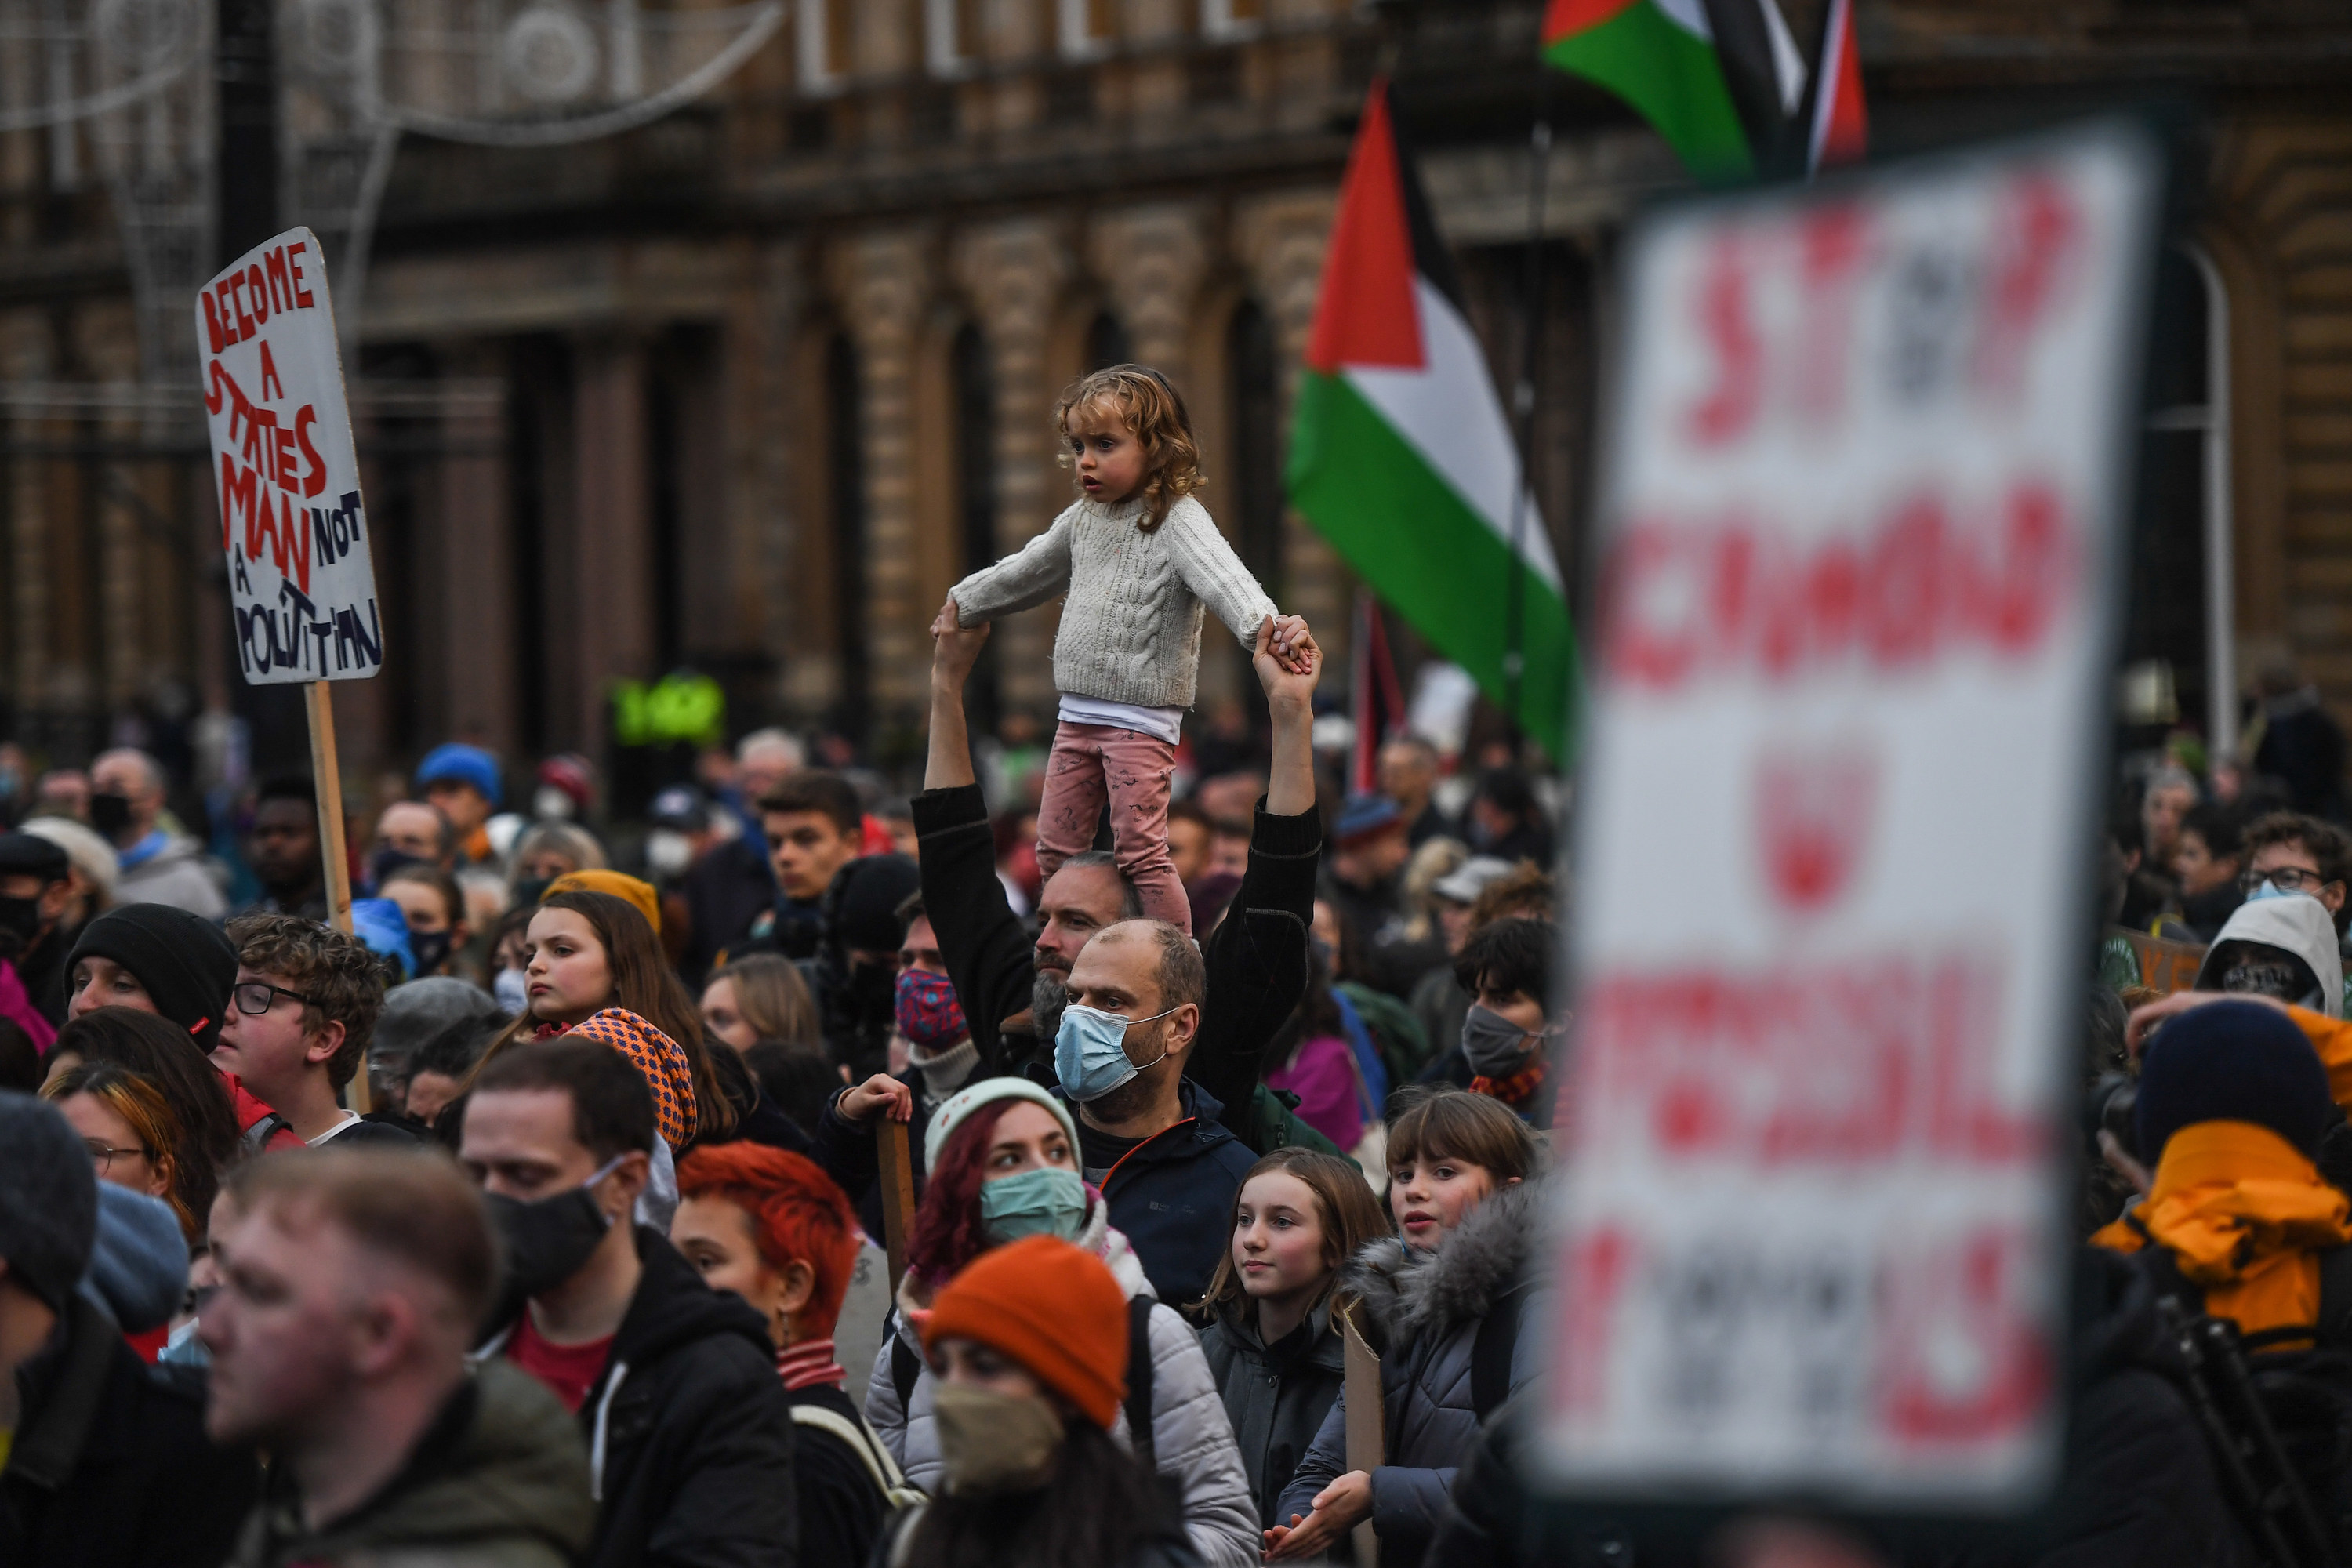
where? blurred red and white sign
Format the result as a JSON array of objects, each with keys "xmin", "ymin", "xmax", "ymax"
[
  {"xmin": 194, "ymin": 227, "xmax": 383, "ymax": 686},
  {"xmin": 1542, "ymin": 122, "xmax": 2162, "ymax": 1507}
]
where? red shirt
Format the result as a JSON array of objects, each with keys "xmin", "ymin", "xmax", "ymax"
[{"xmin": 506, "ymin": 1310, "xmax": 615, "ymax": 1414}]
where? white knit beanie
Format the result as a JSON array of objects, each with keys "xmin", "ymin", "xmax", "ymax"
[{"xmin": 925, "ymin": 1076, "xmax": 1082, "ymax": 1171}]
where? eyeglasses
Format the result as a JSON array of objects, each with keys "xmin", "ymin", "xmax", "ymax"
[
  {"xmin": 82, "ymin": 1138, "xmax": 151, "ymax": 1172},
  {"xmin": 2238, "ymin": 866, "xmax": 2342, "ymax": 895},
  {"xmin": 233, "ymin": 979, "xmax": 317, "ymax": 1016}
]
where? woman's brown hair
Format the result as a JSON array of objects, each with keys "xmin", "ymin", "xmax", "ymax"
[
  {"xmin": 705, "ymin": 954, "xmax": 820, "ymax": 1049},
  {"xmin": 475, "ymin": 889, "xmax": 736, "ymax": 1141},
  {"xmin": 1385, "ymin": 1087, "xmax": 1538, "ymax": 1185},
  {"xmin": 43, "ymin": 1062, "xmax": 201, "ymax": 1241},
  {"xmin": 1054, "ymin": 364, "xmax": 1202, "ymax": 532},
  {"xmin": 1194, "ymin": 1148, "xmax": 1391, "ymax": 1324}
]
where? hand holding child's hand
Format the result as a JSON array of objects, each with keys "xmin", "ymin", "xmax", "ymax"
[
  {"xmin": 1255, "ymin": 616, "xmax": 1321, "ymax": 706},
  {"xmin": 1272, "ymin": 613, "xmax": 1316, "ymax": 675},
  {"xmin": 929, "ymin": 595, "xmax": 962, "ymax": 639}
]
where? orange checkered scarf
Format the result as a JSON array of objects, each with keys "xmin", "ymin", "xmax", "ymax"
[
  {"xmin": 536, "ymin": 1009, "xmax": 699, "ymax": 1146},
  {"xmin": 2093, "ymin": 1120, "xmax": 2352, "ymax": 1338}
]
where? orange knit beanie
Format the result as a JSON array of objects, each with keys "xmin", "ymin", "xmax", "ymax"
[{"xmin": 922, "ymin": 1235, "xmax": 1129, "ymax": 1429}]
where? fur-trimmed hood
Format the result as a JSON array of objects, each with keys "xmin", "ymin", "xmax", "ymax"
[{"xmin": 1342, "ymin": 1179, "xmax": 1543, "ymax": 1354}]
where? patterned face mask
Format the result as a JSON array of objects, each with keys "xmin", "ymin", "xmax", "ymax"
[{"xmin": 895, "ymin": 968, "xmax": 968, "ymax": 1051}]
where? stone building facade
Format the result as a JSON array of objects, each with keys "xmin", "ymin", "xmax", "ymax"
[{"xmin": 2, "ymin": 0, "xmax": 2348, "ymax": 787}]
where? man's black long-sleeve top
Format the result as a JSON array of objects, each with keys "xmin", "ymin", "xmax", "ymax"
[{"xmin": 908, "ymin": 782, "xmax": 1327, "ymax": 1149}]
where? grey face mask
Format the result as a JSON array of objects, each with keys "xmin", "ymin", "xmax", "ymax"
[{"xmin": 1461, "ymin": 1004, "xmax": 1540, "ymax": 1078}]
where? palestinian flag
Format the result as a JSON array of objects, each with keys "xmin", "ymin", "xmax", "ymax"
[
  {"xmin": 1542, "ymin": 0, "xmax": 1752, "ymax": 180},
  {"xmin": 1806, "ymin": 0, "xmax": 1867, "ymax": 172},
  {"xmin": 1287, "ymin": 82, "xmax": 1575, "ymax": 761}
]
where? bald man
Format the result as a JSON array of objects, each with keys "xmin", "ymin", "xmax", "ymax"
[{"xmin": 89, "ymin": 749, "xmax": 226, "ymax": 919}]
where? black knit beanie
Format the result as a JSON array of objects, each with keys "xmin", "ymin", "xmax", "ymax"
[
  {"xmin": 65, "ymin": 903, "xmax": 240, "ymax": 1053},
  {"xmin": 826, "ymin": 854, "xmax": 923, "ymax": 956},
  {"xmin": 0, "ymin": 1091, "xmax": 98, "ymax": 1312},
  {"xmin": 2136, "ymin": 998, "xmax": 2339, "ymax": 1163}
]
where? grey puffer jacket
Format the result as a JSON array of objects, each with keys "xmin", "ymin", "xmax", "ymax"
[
  {"xmin": 866, "ymin": 1203, "xmax": 1260, "ymax": 1568},
  {"xmin": 1198, "ymin": 1298, "xmax": 1347, "ymax": 1530},
  {"xmin": 1274, "ymin": 1181, "xmax": 1544, "ymax": 1564}
]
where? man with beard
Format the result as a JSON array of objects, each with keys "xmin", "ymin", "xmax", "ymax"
[{"xmin": 828, "ymin": 610, "xmax": 1330, "ymax": 1299}]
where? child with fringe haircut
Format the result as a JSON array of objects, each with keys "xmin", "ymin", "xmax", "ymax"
[{"xmin": 934, "ymin": 364, "xmax": 1309, "ymax": 934}]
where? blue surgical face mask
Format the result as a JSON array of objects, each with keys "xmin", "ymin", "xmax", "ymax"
[
  {"xmin": 979, "ymin": 1166, "xmax": 1087, "ymax": 1243},
  {"xmin": 1054, "ymin": 1003, "xmax": 1178, "ymax": 1102},
  {"xmin": 2247, "ymin": 880, "xmax": 2309, "ymax": 906}
]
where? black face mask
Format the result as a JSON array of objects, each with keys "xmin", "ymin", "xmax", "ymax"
[
  {"xmin": 89, "ymin": 793, "xmax": 133, "ymax": 840},
  {"xmin": 484, "ymin": 1157, "xmax": 622, "ymax": 1299},
  {"xmin": 510, "ymin": 877, "xmax": 554, "ymax": 911},
  {"xmin": 848, "ymin": 958, "xmax": 898, "ymax": 1022},
  {"xmin": 0, "ymin": 895, "xmax": 38, "ymax": 964},
  {"xmin": 408, "ymin": 929, "xmax": 453, "ymax": 976},
  {"xmin": 368, "ymin": 847, "xmax": 422, "ymax": 891}
]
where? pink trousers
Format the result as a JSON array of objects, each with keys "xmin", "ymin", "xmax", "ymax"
[{"xmin": 1035, "ymin": 720, "xmax": 1190, "ymax": 935}]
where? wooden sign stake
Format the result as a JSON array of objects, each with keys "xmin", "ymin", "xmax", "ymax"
[
  {"xmin": 1342, "ymin": 1301, "xmax": 1385, "ymax": 1567},
  {"xmin": 305, "ymin": 680, "xmax": 366, "ymax": 1112},
  {"xmin": 879, "ymin": 1117, "xmax": 916, "ymax": 1294}
]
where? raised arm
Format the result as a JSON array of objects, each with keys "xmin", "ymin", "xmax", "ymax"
[
  {"xmin": 924, "ymin": 607, "xmax": 988, "ymax": 791},
  {"xmin": 945, "ymin": 510, "xmax": 1074, "ymax": 626}
]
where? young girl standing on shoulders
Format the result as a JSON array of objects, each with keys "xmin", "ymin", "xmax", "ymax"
[
  {"xmin": 1195, "ymin": 1150, "xmax": 1391, "ymax": 1530},
  {"xmin": 932, "ymin": 365, "xmax": 1308, "ymax": 934}
]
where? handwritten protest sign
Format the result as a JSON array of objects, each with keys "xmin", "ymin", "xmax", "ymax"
[
  {"xmin": 195, "ymin": 227, "xmax": 383, "ymax": 686},
  {"xmin": 1541, "ymin": 122, "xmax": 2163, "ymax": 1508}
]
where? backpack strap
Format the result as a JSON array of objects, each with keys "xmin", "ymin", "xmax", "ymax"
[
  {"xmin": 1125, "ymin": 1297, "xmax": 1157, "ymax": 1472},
  {"xmin": 240, "ymin": 1112, "xmax": 291, "ymax": 1156},
  {"xmin": 791, "ymin": 1403, "xmax": 920, "ymax": 1506},
  {"xmin": 1472, "ymin": 1283, "xmax": 1528, "ymax": 1421},
  {"xmin": 889, "ymin": 1311, "xmax": 923, "ymax": 1412}
]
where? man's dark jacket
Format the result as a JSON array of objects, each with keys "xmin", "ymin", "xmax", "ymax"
[
  {"xmin": 487, "ymin": 1228, "xmax": 797, "ymax": 1568},
  {"xmin": 910, "ymin": 782, "xmax": 1332, "ymax": 1155},
  {"xmin": 1068, "ymin": 1076, "xmax": 1259, "ymax": 1304},
  {"xmin": 0, "ymin": 1293, "xmax": 257, "ymax": 1567},
  {"xmin": 683, "ymin": 836, "xmax": 775, "ymax": 982}
]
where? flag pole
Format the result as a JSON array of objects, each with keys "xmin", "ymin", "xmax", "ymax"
[{"xmin": 1501, "ymin": 64, "xmax": 1551, "ymax": 755}]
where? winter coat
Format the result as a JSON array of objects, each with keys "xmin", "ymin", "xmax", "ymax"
[
  {"xmin": 1275, "ymin": 1181, "xmax": 1544, "ymax": 1565},
  {"xmin": 479, "ymin": 1227, "xmax": 797, "ymax": 1568},
  {"xmin": 786, "ymin": 1382, "xmax": 890, "ymax": 1568},
  {"xmin": 869, "ymin": 1501, "xmax": 1203, "ymax": 1568},
  {"xmin": 223, "ymin": 1358, "xmax": 593, "ymax": 1568},
  {"xmin": 1067, "ymin": 1075, "xmax": 1261, "ymax": 1306},
  {"xmin": 866, "ymin": 1205, "xmax": 1260, "ymax": 1568},
  {"xmin": 1197, "ymin": 1298, "xmax": 1348, "ymax": 1530},
  {"xmin": 909, "ymin": 781, "xmax": 1332, "ymax": 1158},
  {"xmin": 114, "ymin": 833, "xmax": 226, "ymax": 920},
  {"xmin": 0, "ymin": 1293, "xmax": 258, "ymax": 1568}
]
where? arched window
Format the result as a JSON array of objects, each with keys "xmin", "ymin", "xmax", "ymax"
[
  {"xmin": 826, "ymin": 332, "xmax": 869, "ymax": 731},
  {"xmin": 951, "ymin": 321, "xmax": 1001, "ymax": 731},
  {"xmin": 2126, "ymin": 245, "xmax": 2232, "ymax": 750},
  {"xmin": 1227, "ymin": 298, "xmax": 1282, "ymax": 600},
  {"xmin": 1085, "ymin": 310, "xmax": 1131, "ymax": 372}
]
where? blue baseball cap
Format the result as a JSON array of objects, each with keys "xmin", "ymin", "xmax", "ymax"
[{"xmin": 414, "ymin": 743, "xmax": 503, "ymax": 808}]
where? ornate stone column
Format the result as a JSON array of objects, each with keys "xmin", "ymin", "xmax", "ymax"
[
  {"xmin": 568, "ymin": 332, "xmax": 653, "ymax": 753},
  {"xmin": 953, "ymin": 216, "xmax": 1073, "ymax": 719},
  {"xmin": 436, "ymin": 348, "xmax": 516, "ymax": 756}
]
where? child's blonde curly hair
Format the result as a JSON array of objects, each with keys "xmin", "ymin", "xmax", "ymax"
[{"xmin": 1055, "ymin": 364, "xmax": 1203, "ymax": 533}]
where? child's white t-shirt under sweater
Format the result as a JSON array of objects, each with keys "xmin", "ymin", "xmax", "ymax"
[{"xmin": 948, "ymin": 492, "xmax": 1276, "ymax": 721}]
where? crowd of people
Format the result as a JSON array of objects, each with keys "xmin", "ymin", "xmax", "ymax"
[{"xmin": 10, "ymin": 362, "xmax": 2352, "ymax": 1568}]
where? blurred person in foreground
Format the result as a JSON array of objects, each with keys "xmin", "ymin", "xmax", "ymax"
[
  {"xmin": 204, "ymin": 1148, "xmax": 593, "ymax": 1568},
  {"xmin": 460, "ymin": 1038, "xmax": 795, "ymax": 1568},
  {"xmin": 2, "ymin": 829, "xmax": 77, "ymax": 1029},
  {"xmin": 412, "ymin": 744, "xmax": 503, "ymax": 866},
  {"xmin": 0, "ymin": 1091, "xmax": 256, "ymax": 1564},
  {"xmin": 675, "ymin": 1142, "xmax": 902, "ymax": 1566},
  {"xmin": 238, "ymin": 775, "xmax": 327, "ymax": 922},
  {"xmin": 90, "ymin": 748, "xmax": 224, "ymax": 919},
  {"xmin": 877, "ymin": 1236, "xmax": 1198, "ymax": 1568}
]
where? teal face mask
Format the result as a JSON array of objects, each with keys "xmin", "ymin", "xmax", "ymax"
[{"xmin": 979, "ymin": 1166, "xmax": 1088, "ymax": 1244}]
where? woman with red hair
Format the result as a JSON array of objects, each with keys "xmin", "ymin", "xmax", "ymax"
[
  {"xmin": 862, "ymin": 1079, "xmax": 1258, "ymax": 1566},
  {"xmin": 673, "ymin": 1142, "xmax": 905, "ymax": 1566}
]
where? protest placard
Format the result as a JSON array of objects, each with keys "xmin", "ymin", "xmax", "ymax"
[
  {"xmin": 196, "ymin": 227, "xmax": 383, "ymax": 687},
  {"xmin": 194, "ymin": 228, "xmax": 376, "ymax": 1073},
  {"xmin": 1540, "ymin": 121, "xmax": 2164, "ymax": 1509}
]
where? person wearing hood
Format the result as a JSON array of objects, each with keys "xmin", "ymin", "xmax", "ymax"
[
  {"xmin": 64, "ymin": 903, "xmax": 300, "ymax": 1155},
  {"xmin": 2194, "ymin": 892, "xmax": 2344, "ymax": 1019},
  {"xmin": 1270, "ymin": 1090, "xmax": 1543, "ymax": 1565},
  {"xmin": 1195, "ymin": 1150, "xmax": 1391, "ymax": 1529},
  {"xmin": 460, "ymin": 1038, "xmax": 795, "ymax": 1568},
  {"xmin": 806, "ymin": 851, "xmax": 922, "ymax": 1082},
  {"xmin": 205, "ymin": 1146, "xmax": 593, "ymax": 1568},
  {"xmin": 864, "ymin": 1076, "xmax": 1259, "ymax": 1568},
  {"xmin": 878, "ymin": 1234, "xmax": 1200, "ymax": 1568},
  {"xmin": 89, "ymin": 749, "xmax": 226, "ymax": 920},
  {"xmin": 0, "ymin": 1091, "xmax": 256, "ymax": 1566},
  {"xmin": 0, "ymin": 829, "xmax": 74, "ymax": 1030}
]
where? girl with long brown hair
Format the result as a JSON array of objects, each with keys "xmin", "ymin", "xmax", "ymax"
[
  {"xmin": 1193, "ymin": 1149, "xmax": 1389, "ymax": 1528},
  {"xmin": 473, "ymin": 888, "xmax": 735, "ymax": 1146}
]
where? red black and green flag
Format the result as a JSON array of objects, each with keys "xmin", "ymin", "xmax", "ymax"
[{"xmin": 1287, "ymin": 83, "xmax": 1575, "ymax": 761}]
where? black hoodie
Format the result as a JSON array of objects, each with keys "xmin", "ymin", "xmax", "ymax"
[{"xmin": 492, "ymin": 1228, "xmax": 798, "ymax": 1568}]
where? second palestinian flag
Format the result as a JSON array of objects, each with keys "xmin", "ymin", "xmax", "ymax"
[
  {"xmin": 1287, "ymin": 82, "xmax": 1576, "ymax": 761},
  {"xmin": 1543, "ymin": 0, "xmax": 1752, "ymax": 180}
]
